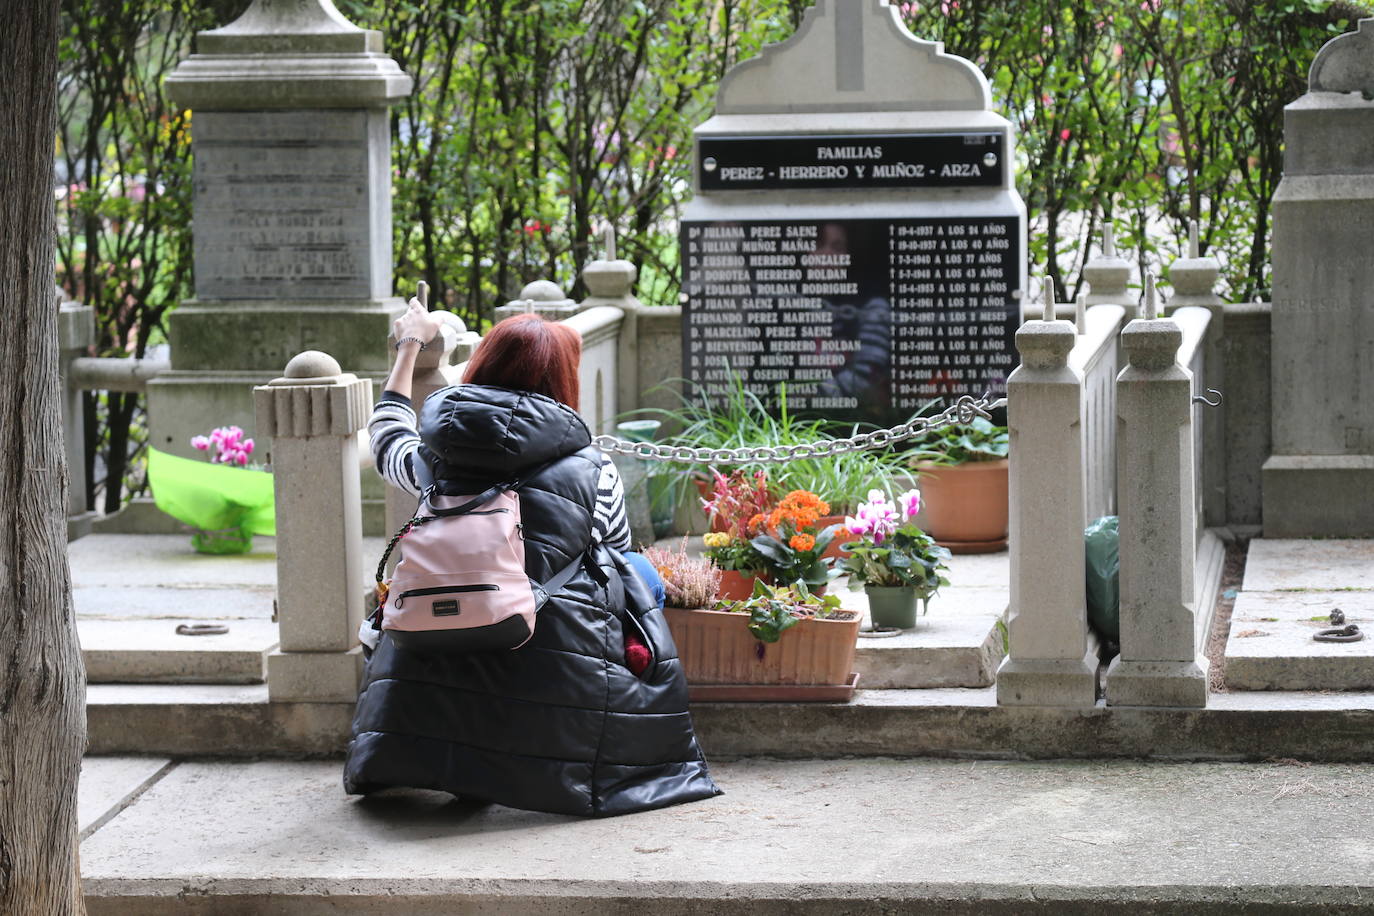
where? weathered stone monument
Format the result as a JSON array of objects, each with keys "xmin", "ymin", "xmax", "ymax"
[
  {"xmin": 1264, "ymin": 18, "xmax": 1374, "ymax": 536},
  {"xmin": 679, "ymin": 0, "xmax": 1026, "ymax": 424},
  {"xmin": 154, "ymin": 0, "xmax": 413, "ymax": 459}
]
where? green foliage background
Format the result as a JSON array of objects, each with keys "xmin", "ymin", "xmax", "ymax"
[{"xmin": 55, "ymin": 0, "xmax": 1369, "ymax": 508}]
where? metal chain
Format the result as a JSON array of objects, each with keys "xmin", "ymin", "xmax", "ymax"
[{"xmin": 592, "ymin": 392, "xmax": 1006, "ymax": 464}]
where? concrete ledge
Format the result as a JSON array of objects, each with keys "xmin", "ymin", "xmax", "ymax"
[
  {"xmin": 1225, "ymin": 590, "xmax": 1374, "ymax": 691},
  {"xmin": 87, "ymin": 684, "xmax": 1374, "ymax": 762},
  {"xmin": 80, "ymin": 619, "xmax": 277, "ymax": 684},
  {"xmin": 82, "ymin": 882, "xmax": 1374, "ymax": 915},
  {"xmin": 87, "ymin": 685, "xmax": 351, "ymax": 756}
]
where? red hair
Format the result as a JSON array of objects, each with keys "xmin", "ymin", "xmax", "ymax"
[{"xmin": 463, "ymin": 313, "xmax": 581, "ymax": 407}]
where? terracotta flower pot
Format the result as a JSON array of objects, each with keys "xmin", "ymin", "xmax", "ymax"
[
  {"xmin": 815, "ymin": 514, "xmax": 853, "ymax": 561},
  {"xmin": 716, "ymin": 569, "xmax": 765, "ymax": 600},
  {"xmin": 912, "ymin": 458, "xmax": 1009, "ymax": 553},
  {"xmin": 664, "ymin": 605, "xmax": 860, "ymax": 686}
]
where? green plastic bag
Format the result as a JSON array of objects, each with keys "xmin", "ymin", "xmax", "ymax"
[
  {"xmin": 147, "ymin": 448, "xmax": 275, "ymax": 553},
  {"xmin": 1084, "ymin": 515, "xmax": 1119, "ymax": 644}
]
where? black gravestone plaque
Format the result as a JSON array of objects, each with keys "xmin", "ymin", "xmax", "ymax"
[
  {"xmin": 698, "ymin": 133, "xmax": 1003, "ymax": 191},
  {"xmin": 680, "ymin": 216, "xmax": 1021, "ymax": 425}
]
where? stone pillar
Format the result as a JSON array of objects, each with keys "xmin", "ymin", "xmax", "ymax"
[
  {"xmin": 254, "ymin": 350, "xmax": 372, "ymax": 702},
  {"xmin": 1082, "ymin": 225, "xmax": 1133, "ymax": 314},
  {"xmin": 1105, "ymin": 301, "xmax": 1208, "ymax": 708},
  {"xmin": 1264, "ymin": 19, "xmax": 1374, "ymax": 536},
  {"xmin": 996, "ymin": 315, "xmax": 1099, "ymax": 707},
  {"xmin": 492, "ymin": 280, "xmax": 580, "ymax": 322},
  {"xmin": 57, "ymin": 291, "xmax": 96, "ymax": 539},
  {"xmin": 151, "ymin": 0, "xmax": 413, "ymax": 463},
  {"xmin": 1166, "ymin": 222, "xmax": 1226, "ymax": 528}
]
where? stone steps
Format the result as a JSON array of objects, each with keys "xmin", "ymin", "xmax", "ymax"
[{"xmin": 85, "ymin": 681, "xmax": 1374, "ymax": 761}]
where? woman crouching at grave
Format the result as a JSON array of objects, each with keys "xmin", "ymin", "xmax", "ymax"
[{"xmin": 343, "ymin": 299, "xmax": 720, "ymax": 816}]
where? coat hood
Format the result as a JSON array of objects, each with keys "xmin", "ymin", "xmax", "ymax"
[{"xmin": 418, "ymin": 384, "xmax": 591, "ymax": 479}]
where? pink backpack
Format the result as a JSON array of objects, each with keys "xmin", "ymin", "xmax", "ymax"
[{"xmin": 371, "ymin": 479, "xmax": 584, "ymax": 653}]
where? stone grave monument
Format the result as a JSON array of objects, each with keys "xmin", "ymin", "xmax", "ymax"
[
  {"xmin": 153, "ymin": 0, "xmax": 413, "ymax": 461},
  {"xmin": 1264, "ymin": 18, "xmax": 1374, "ymax": 536},
  {"xmin": 679, "ymin": 0, "xmax": 1026, "ymax": 425}
]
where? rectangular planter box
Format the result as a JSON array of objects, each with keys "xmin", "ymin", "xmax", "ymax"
[{"xmin": 664, "ymin": 606, "xmax": 860, "ymax": 686}]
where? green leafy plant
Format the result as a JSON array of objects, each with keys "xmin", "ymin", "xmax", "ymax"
[
  {"xmin": 701, "ymin": 531, "xmax": 767, "ymax": 574},
  {"xmin": 715, "ymin": 580, "xmax": 853, "ymax": 644},
  {"xmin": 908, "ymin": 416, "xmax": 1009, "ymax": 467},
  {"xmin": 638, "ymin": 370, "xmax": 909, "ymax": 514}
]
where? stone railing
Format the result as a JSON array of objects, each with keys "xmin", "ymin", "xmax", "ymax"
[
  {"xmin": 1068, "ymin": 304, "xmax": 1126, "ymax": 522},
  {"xmin": 998, "ymin": 261, "xmax": 1218, "ymax": 709}
]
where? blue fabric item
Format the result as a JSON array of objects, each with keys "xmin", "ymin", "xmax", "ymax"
[{"xmin": 622, "ymin": 550, "xmax": 666, "ymax": 611}]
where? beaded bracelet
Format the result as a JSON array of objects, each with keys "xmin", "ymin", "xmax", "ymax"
[{"xmin": 394, "ymin": 336, "xmax": 428, "ymax": 351}]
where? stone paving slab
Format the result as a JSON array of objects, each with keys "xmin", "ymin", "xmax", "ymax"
[
  {"xmin": 74, "ymin": 585, "xmax": 276, "ymax": 621},
  {"xmin": 69, "ymin": 533, "xmax": 388, "ymax": 589},
  {"xmin": 78, "ymin": 756, "xmax": 172, "ymax": 839},
  {"xmin": 1225, "ymin": 591, "xmax": 1374, "ymax": 690},
  {"xmin": 79, "ymin": 619, "xmax": 279, "ymax": 684},
  {"xmin": 1243, "ymin": 538, "xmax": 1374, "ymax": 592},
  {"xmin": 81, "ymin": 757, "xmax": 1374, "ymax": 914}
]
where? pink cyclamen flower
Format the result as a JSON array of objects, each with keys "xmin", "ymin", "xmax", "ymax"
[
  {"xmin": 235, "ymin": 451, "xmax": 249, "ymax": 467},
  {"xmin": 845, "ymin": 515, "xmax": 873, "ymax": 538},
  {"xmin": 898, "ymin": 489, "xmax": 921, "ymax": 520},
  {"xmin": 190, "ymin": 435, "xmax": 211, "ymax": 451}
]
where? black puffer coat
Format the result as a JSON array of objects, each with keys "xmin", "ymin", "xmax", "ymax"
[{"xmin": 344, "ymin": 384, "xmax": 720, "ymax": 816}]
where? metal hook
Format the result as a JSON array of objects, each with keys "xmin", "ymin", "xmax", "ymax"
[{"xmin": 1193, "ymin": 388, "xmax": 1222, "ymax": 408}]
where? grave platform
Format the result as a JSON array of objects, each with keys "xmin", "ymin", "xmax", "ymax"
[{"xmin": 1224, "ymin": 539, "xmax": 1374, "ymax": 690}]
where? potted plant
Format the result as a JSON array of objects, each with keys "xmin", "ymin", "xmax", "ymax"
[
  {"xmin": 907, "ymin": 415, "xmax": 1009, "ymax": 553},
  {"xmin": 748, "ymin": 489, "xmax": 838, "ymax": 591},
  {"xmin": 839, "ymin": 488, "xmax": 951, "ymax": 630},
  {"xmin": 663, "ymin": 579, "xmax": 861, "ymax": 693},
  {"xmin": 701, "ymin": 530, "xmax": 769, "ymax": 599},
  {"xmin": 640, "ymin": 538, "xmax": 722, "ymax": 609},
  {"xmin": 699, "ymin": 469, "xmax": 775, "ymax": 597}
]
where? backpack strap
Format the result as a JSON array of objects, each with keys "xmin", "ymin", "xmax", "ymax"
[{"xmin": 531, "ymin": 551, "xmax": 587, "ymax": 611}]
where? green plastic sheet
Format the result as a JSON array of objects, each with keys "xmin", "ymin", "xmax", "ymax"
[
  {"xmin": 146, "ymin": 448, "xmax": 276, "ymax": 549},
  {"xmin": 1084, "ymin": 515, "xmax": 1119, "ymax": 644}
]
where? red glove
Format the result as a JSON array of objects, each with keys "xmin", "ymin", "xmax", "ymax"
[{"xmin": 624, "ymin": 632, "xmax": 651, "ymax": 675}]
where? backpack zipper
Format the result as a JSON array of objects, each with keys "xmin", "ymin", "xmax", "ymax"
[{"xmin": 394, "ymin": 583, "xmax": 499, "ymax": 608}]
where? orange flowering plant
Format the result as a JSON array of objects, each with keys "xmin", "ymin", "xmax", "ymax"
[{"xmin": 748, "ymin": 489, "xmax": 840, "ymax": 589}]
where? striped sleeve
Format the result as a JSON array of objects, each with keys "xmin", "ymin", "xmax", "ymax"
[
  {"xmin": 594, "ymin": 454, "xmax": 632, "ymax": 551},
  {"xmin": 369, "ymin": 391, "xmax": 424, "ymax": 498}
]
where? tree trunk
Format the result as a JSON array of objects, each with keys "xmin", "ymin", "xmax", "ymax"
[{"xmin": 0, "ymin": 0, "xmax": 89, "ymax": 912}]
